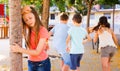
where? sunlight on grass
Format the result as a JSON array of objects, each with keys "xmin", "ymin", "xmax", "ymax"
[
  {"xmin": 0, "ymin": 65, "xmax": 9, "ymax": 71},
  {"xmin": 23, "ymin": 67, "xmax": 28, "ymax": 71},
  {"xmin": 81, "ymin": 61, "xmax": 85, "ymax": 64},
  {"xmin": 111, "ymin": 48, "xmax": 120, "ymax": 69},
  {"xmin": 90, "ymin": 50, "xmax": 98, "ymax": 54}
]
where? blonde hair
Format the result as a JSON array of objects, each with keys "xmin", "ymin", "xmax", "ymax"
[{"xmin": 22, "ymin": 6, "xmax": 43, "ymax": 48}]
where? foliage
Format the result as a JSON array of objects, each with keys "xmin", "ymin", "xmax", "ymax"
[
  {"xmin": 0, "ymin": 0, "xmax": 90, "ymax": 16},
  {"xmin": 74, "ymin": 0, "xmax": 87, "ymax": 16},
  {"xmin": 51, "ymin": 0, "xmax": 66, "ymax": 12},
  {"xmin": 66, "ymin": 0, "xmax": 75, "ymax": 8},
  {"xmin": 0, "ymin": 0, "xmax": 5, "ymax": 3},
  {"xmin": 50, "ymin": 0, "xmax": 87, "ymax": 15},
  {"xmin": 97, "ymin": 0, "xmax": 120, "ymax": 6},
  {"xmin": 0, "ymin": 0, "xmax": 43, "ymax": 15},
  {"xmin": 22, "ymin": 0, "xmax": 42, "ymax": 5},
  {"xmin": 22, "ymin": 0, "xmax": 43, "ymax": 14}
]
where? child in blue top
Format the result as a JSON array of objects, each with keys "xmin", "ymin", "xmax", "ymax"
[
  {"xmin": 66, "ymin": 13, "xmax": 91, "ymax": 71},
  {"xmin": 49, "ymin": 13, "xmax": 71, "ymax": 71}
]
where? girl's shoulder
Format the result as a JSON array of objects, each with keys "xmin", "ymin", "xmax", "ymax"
[
  {"xmin": 40, "ymin": 26, "xmax": 48, "ymax": 32},
  {"xmin": 39, "ymin": 26, "xmax": 49, "ymax": 38},
  {"xmin": 98, "ymin": 28, "xmax": 113, "ymax": 35},
  {"xmin": 105, "ymin": 28, "xmax": 113, "ymax": 34},
  {"xmin": 39, "ymin": 26, "xmax": 48, "ymax": 35}
]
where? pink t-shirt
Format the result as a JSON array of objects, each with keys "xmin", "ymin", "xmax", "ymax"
[{"xmin": 29, "ymin": 26, "xmax": 49, "ymax": 61}]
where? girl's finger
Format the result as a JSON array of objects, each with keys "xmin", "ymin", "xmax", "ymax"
[{"xmin": 12, "ymin": 43, "xmax": 17, "ymax": 45}]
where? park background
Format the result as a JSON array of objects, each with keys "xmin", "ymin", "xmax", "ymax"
[{"xmin": 0, "ymin": 0, "xmax": 120, "ymax": 71}]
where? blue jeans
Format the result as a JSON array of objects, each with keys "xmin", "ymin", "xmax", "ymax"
[{"xmin": 28, "ymin": 58, "xmax": 51, "ymax": 71}]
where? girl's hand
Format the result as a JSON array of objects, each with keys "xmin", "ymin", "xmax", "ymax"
[
  {"xmin": 66, "ymin": 47, "xmax": 70, "ymax": 53},
  {"xmin": 88, "ymin": 27, "xmax": 94, "ymax": 33},
  {"xmin": 44, "ymin": 43, "xmax": 49, "ymax": 51},
  {"xmin": 116, "ymin": 45, "xmax": 120, "ymax": 49},
  {"xmin": 10, "ymin": 43, "xmax": 21, "ymax": 53},
  {"xmin": 44, "ymin": 39, "xmax": 50, "ymax": 51}
]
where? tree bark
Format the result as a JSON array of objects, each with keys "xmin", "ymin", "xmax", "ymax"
[
  {"xmin": 87, "ymin": 4, "xmax": 91, "ymax": 28},
  {"xmin": 9, "ymin": 0, "xmax": 23, "ymax": 71},
  {"xmin": 112, "ymin": 5, "xmax": 115, "ymax": 32},
  {"xmin": 41, "ymin": 0, "xmax": 50, "ymax": 30},
  {"xmin": 86, "ymin": 3, "xmax": 92, "ymax": 33},
  {"xmin": 85, "ymin": 0, "xmax": 94, "ymax": 32}
]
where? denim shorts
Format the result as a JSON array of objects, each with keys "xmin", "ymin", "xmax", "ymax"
[
  {"xmin": 70, "ymin": 54, "xmax": 83, "ymax": 70},
  {"xmin": 101, "ymin": 45, "xmax": 116, "ymax": 57},
  {"xmin": 28, "ymin": 57, "xmax": 51, "ymax": 71},
  {"xmin": 61, "ymin": 53, "xmax": 71, "ymax": 66}
]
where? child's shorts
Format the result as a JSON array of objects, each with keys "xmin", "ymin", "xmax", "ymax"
[
  {"xmin": 101, "ymin": 45, "xmax": 116, "ymax": 57},
  {"xmin": 61, "ymin": 52, "xmax": 71, "ymax": 66},
  {"xmin": 70, "ymin": 54, "xmax": 83, "ymax": 70}
]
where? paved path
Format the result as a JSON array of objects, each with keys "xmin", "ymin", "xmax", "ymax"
[{"xmin": 0, "ymin": 39, "xmax": 120, "ymax": 71}]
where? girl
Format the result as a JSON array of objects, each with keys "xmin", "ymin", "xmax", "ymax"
[
  {"xmin": 11, "ymin": 6, "xmax": 51, "ymax": 71},
  {"xmin": 93, "ymin": 16, "xmax": 118, "ymax": 71}
]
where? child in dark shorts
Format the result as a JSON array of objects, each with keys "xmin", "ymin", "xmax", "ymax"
[{"xmin": 66, "ymin": 13, "xmax": 91, "ymax": 71}]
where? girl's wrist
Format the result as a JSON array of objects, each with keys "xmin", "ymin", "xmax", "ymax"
[{"xmin": 18, "ymin": 46, "xmax": 23, "ymax": 53}]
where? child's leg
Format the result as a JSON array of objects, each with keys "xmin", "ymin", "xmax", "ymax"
[
  {"xmin": 108, "ymin": 57, "xmax": 112, "ymax": 71},
  {"xmin": 60, "ymin": 59, "xmax": 69, "ymax": 71},
  {"xmin": 70, "ymin": 54, "xmax": 77, "ymax": 71},
  {"xmin": 76, "ymin": 67, "xmax": 80, "ymax": 71},
  {"xmin": 76, "ymin": 54, "xmax": 83, "ymax": 71},
  {"xmin": 62, "ymin": 64, "xmax": 69, "ymax": 71},
  {"xmin": 61, "ymin": 53, "xmax": 71, "ymax": 71},
  {"xmin": 60, "ymin": 59, "xmax": 64, "ymax": 70},
  {"xmin": 70, "ymin": 54, "xmax": 83, "ymax": 71},
  {"xmin": 101, "ymin": 46, "xmax": 116, "ymax": 71},
  {"xmin": 101, "ymin": 57, "xmax": 110, "ymax": 71},
  {"xmin": 108, "ymin": 60, "xmax": 110, "ymax": 71}
]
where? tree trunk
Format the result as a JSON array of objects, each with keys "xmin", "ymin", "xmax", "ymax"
[
  {"xmin": 87, "ymin": 4, "xmax": 91, "ymax": 28},
  {"xmin": 87, "ymin": 4, "xmax": 92, "ymax": 32},
  {"xmin": 85, "ymin": 0, "xmax": 94, "ymax": 32},
  {"xmin": 9, "ymin": 0, "xmax": 23, "ymax": 71},
  {"xmin": 41, "ymin": 0, "xmax": 50, "ymax": 30},
  {"xmin": 112, "ymin": 5, "xmax": 115, "ymax": 32}
]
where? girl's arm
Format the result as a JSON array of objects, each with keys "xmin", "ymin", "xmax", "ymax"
[
  {"xmin": 48, "ymin": 31, "xmax": 53, "ymax": 37},
  {"xmin": 11, "ymin": 38, "xmax": 47, "ymax": 56},
  {"xmin": 83, "ymin": 34, "xmax": 91, "ymax": 44},
  {"xmin": 66, "ymin": 35, "xmax": 71, "ymax": 52},
  {"xmin": 48, "ymin": 26, "xmax": 55, "ymax": 37},
  {"xmin": 93, "ymin": 31, "xmax": 99, "ymax": 43},
  {"xmin": 110, "ymin": 29, "xmax": 119, "ymax": 47}
]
